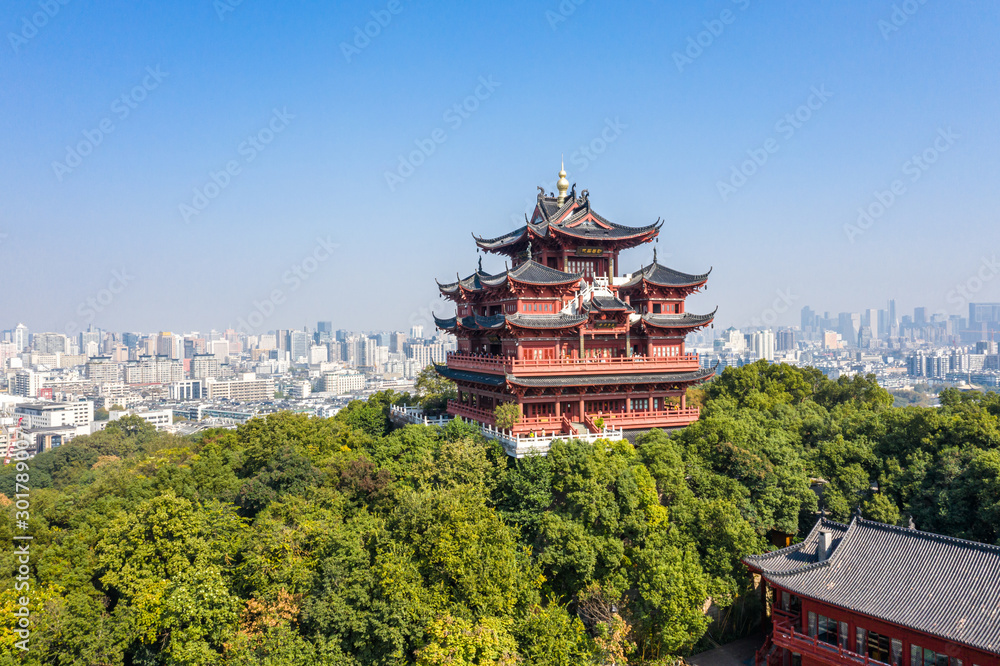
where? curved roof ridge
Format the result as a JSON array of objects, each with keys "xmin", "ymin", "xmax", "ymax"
[{"xmin": 857, "ymin": 516, "xmax": 1000, "ymax": 554}]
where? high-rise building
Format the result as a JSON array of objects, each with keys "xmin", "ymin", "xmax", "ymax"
[
  {"xmin": 969, "ymin": 303, "xmax": 1000, "ymax": 327},
  {"xmin": 288, "ymin": 330, "xmax": 309, "ymax": 363},
  {"xmin": 914, "ymin": 307, "xmax": 927, "ymax": 326},
  {"xmin": 191, "ymin": 353, "xmax": 221, "ymax": 380},
  {"xmin": 86, "ymin": 356, "xmax": 121, "ymax": 384},
  {"xmin": 33, "ymin": 332, "xmax": 68, "ymax": 354},
  {"xmin": 14, "ymin": 323, "xmax": 29, "ymax": 352},
  {"xmin": 776, "ymin": 328, "xmax": 796, "ymax": 352},
  {"xmin": 748, "ymin": 330, "xmax": 775, "ymax": 361},
  {"xmin": 409, "ymin": 324, "xmax": 424, "ymax": 340}
]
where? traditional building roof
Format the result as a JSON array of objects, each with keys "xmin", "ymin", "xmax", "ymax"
[
  {"xmin": 504, "ymin": 314, "xmax": 588, "ymax": 329},
  {"xmin": 437, "ymin": 261, "xmax": 582, "ymax": 296},
  {"xmin": 432, "ymin": 313, "xmax": 588, "ymax": 332},
  {"xmin": 432, "ymin": 314, "xmax": 507, "ymax": 331},
  {"xmin": 507, "ymin": 366, "xmax": 718, "ymax": 388},
  {"xmin": 473, "ymin": 193, "xmax": 661, "ymax": 253},
  {"xmin": 436, "ymin": 269, "xmax": 499, "ymax": 295},
  {"xmin": 433, "ymin": 365, "xmax": 718, "ymax": 389},
  {"xmin": 745, "ymin": 517, "xmax": 1000, "ymax": 655},
  {"xmin": 586, "ymin": 295, "xmax": 633, "ymax": 312},
  {"xmin": 744, "ymin": 518, "xmax": 850, "ymax": 574},
  {"xmin": 619, "ymin": 259, "xmax": 712, "ymax": 290},
  {"xmin": 639, "ymin": 309, "xmax": 717, "ymax": 329},
  {"xmin": 433, "ymin": 364, "xmax": 507, "ymax": 387},
  {"xmin": 487, "ymin": 261, "xmax": 583, "ymax": 287}
]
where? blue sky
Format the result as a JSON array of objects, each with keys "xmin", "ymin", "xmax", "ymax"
[{"xmin": 2, "ymin": 0, "xmax": 999, "ymax": 335}]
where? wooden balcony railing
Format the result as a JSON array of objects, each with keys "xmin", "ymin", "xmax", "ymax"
[
  {"xmin": 446, "ymin": 401, "xmax": 574, "ymax": 435},
  {"xmin": 587, "ymin": 408, "xmax": 701, "ymax": 429},
  {"xmin": 770, "ymin": 615, "xmax": 892, "ymax": 666},
  {"xmin": 446, "ymin": 352, "xmax": 701, "ymax": 376}
]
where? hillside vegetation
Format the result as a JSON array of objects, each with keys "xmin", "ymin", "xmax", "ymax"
[{"xmin": 1, "ymin": 361, "xmax": 998, "ymax": 665}]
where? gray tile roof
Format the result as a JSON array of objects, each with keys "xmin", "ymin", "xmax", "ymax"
[
  {"xmin": 744, "ymin": 518, "xmax": 850, "ymax": 573},
  {"xmin": 746, "ymin": 517, "xmax": 1000, "ymax": 654},
  {"xmin": 438, "ymin": 261, "xmax": 582, "ymax": 295},
  {"xmin": 433, "ymin": 365, "xmax": 717, "ymax": 389},
  {"xmin": 587, "ymin": 295, "xmax": 633, "ymax": 312},
  {"xmin": 641, "ymin": 310, "xmax": 717, "ymax": 328},
  {"xmin": 433, "ymin": 364, "xmax": 507, "ymax": 387},
  {"xmin": 620, "ymin": 261, "xmax": 712, "ymax": 289},
  {"xmin": 473, "ymin": 193, "xmax": 661, "ymax": 252},
  {"xmin": 506, "ymin": 366, "xmax": 717, "ymax": 388},
  {"xmin": 433, "ymin": 313, "xmax": 588, "ymax": 332},
  {"xmin": 504, "ymin": 314, "xmax": 589, "ymax": 329}
]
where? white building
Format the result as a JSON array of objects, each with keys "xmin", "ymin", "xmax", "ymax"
[
  {"xmin": 321, "ymin": 371, "xmax": 366, "ymax": 395},
  {"xmin": 14, "ymin": 400, "xmax": 93, "ymax": 428},
  {"xmin": 109, "ymin": 408, "xmax": 172, "ymax": 431}
]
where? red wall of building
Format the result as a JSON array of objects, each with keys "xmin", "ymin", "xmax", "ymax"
[{"xmin": 778, "ymin": 586, "xmax": 999, "ymax": 666}]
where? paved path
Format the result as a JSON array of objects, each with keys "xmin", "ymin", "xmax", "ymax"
[{"xmin": 687, "ymin": 634, "xmax": 766, "ymax": 666}]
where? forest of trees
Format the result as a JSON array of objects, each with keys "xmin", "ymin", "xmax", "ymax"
[{"xmin": 1, "ymin": 361, "xmax": 999, "ymax": 665}]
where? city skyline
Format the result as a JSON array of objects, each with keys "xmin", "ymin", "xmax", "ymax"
[{"xmin": 3, "ymin": 1, "xmax": 1000, "ymax": 332}]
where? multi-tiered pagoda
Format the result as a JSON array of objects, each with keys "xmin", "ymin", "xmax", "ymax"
[{"xmin": 433, "ymin": 164, "xmax": 716, "ymax": 438}]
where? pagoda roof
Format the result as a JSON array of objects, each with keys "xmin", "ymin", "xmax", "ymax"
[
  {"xmin": 745, "ymin": 518, "xmax": 850, "ymax": 574},
  {"xmin": 473, "ymin": 193, "xmax": 661, "ymax": 253},
  {"xmin": 433, "ymin": 365, "xmax": 717, "ymax": 389},
  {"xmin": 640, "ymin": 309, "xmax": 717, "ymax": 329},
  {"xmin": 620, "ymin": 259, "xmax": 711, "ymax": 289},
  {"xmin": 745, "ymin": 517, "xmax": 1000, "ymax": 655},
  {"xmin": 432, "ymin": 313, "xmax": 507, "ymax": 331},
  {"xmin": 433, "ymin": 364, "xmax": 507, "ymax": 387},
  {"xmin": 585, "ymin": 295, "xmax": 633, "ymax": 312},
  {"xmin": 437, "ymin": 261, "xmax": 582, "ymax": 295},
  {"xmin": 505, "ymin": 313, "xmax": 588, "ymax": 329},
  {"xmin": 506, "ymin": 366, "xmax": 717, "ymax": 388},
  {"xmin": 432, "ymin": 312, "xmax": 588, "ymax": 332}
]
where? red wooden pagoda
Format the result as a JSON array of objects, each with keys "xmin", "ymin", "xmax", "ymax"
[
  {"xmin": 745, "ymin": 516, "xmax": 1000, "ymax": 666},
  {"xmin": 433, "ymin": 164, "xmax": 716, "ymax": 437}
]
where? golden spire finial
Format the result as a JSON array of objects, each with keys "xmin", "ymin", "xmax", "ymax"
[{"xmin": 557, "ymin": 157, "xmax": 569, "ymax": 205}]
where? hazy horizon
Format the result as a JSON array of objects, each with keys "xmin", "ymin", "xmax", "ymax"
[{"xmin": 3, "ymin": 0, "xmax": 999, "ymax": 335}]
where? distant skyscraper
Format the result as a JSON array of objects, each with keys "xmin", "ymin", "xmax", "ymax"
[
  {"xmin": 410, "ymin": 324, "xmax": 424, "ymax": 340},
  {"xmin": 13, "ymin": 323, "xmax": 28, "ymax": 352},
  {"xmin": 914, "ymin": 307, "xmax": 927, "ymax": 326},
  {"xmin": 801, "ymin": 306, "xmax": 817, "ymax": 331},
  {"xmin": 888, "ymin": 299, "xmax": 897, "ymax": 329},
  {"xmin": 289, "ymin": 330, "xmax": 309, "ymax": 363},
  {"xmin": 969, "ymin": 303, "xmax": 1000, "ymax": 327}
]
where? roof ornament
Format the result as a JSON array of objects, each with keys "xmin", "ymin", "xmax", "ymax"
[
  {"xmin": 570, "ymin": 183, "xmax": 577, "ymax": 200},
  {"xmin": 557, "ymin": 158, "xmax": 569, "ymax": 206},
  {"xmin": 537, "ymin": 186, "xmax": 545, "ymax": 200},
  {"xmin": 653, "ymin": 247, "xmax": 657, "ymax": 264},
  {"xmin": 478, "ymin": 255, "xmax": 483, "ymax": 273},
  {"xmin": 526, "ymin": 240, "xmax": 533, "ymax": 261}
]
